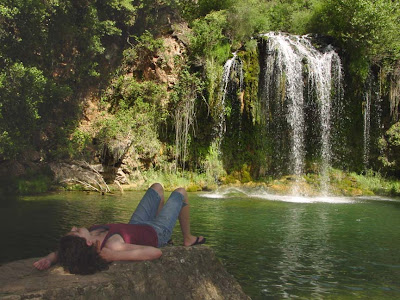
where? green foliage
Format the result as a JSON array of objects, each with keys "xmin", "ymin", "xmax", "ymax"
[
  {"xmin": 223, "ymin": 164, "xmax": 253, "ymax": 184},
  {"xmin": 350, "ymin": 169, "xmax": 400, "ymax": 196},
  {"xmin": 0, "ymin": 0, "xmax": 128, "ymax": 79},
  {"xmin": 240, "ymin": 46, "xmax": 260, "ymax": 123},
  {"xmin": 170, "ymin": 69, "xmax": 204, "ymax": 170},
  {"xmin": 119, "ymin": 31, "xmax": 165, "ymax": 76},
  {"xmin": 267, "ymin": 0, "xmax": 315, "ymax": 34},
  {"xmin": 68, "ymin": 129, "xmax": 93, "ymax": 160},
  {"xmin": 1, "ymin": 0, "xmax": 400, "ymax": 190},
  {"xmin": 170, "ymin": 68, "xmax": 204, "ymax": 110},
  {"xmin": 95, "ymin": 104, "xmax": 161, "ymax": 164},
  {"xmin": 223, "ymin": 0, "xmax": 316, "ymax": 44},
  {"xmin": 17, "ymin": 174, "xmax": 52, "ymax": 195},
  {"xmin": 171, "ymin": 0, "xmax": 234, "ymax": 20},
  {"xmin": 240, "ymin": 164, "xmax": 252, "ymax": 183},
  {"xmin": 0, "ymin": 0, "xmax": 140, "ymax": 160},
  {"xmin": 197, "ymin": 0, "xmax": 234, "ymax": 16},
  {"xmin": 142, "ymin": 168, "xmax": 218, "ymax": 191},
  {"xmin": 204, "ymin": 58, "xmax": 224, "ymax": 121},
  {"xmin": 201, "ymin": 141, "xmax": 226, "ymax": 181},
  {"xmin": 99, "ymin": 0, "xmax": 138, "ymax": 27},
  {"xmin": 106, "ymin": 75, "xmax": 167, "ymax": 113},
  {"xmin": 134, "ymin": 30, "xmax": 164, "ymax": 53},
  {"xmin": 188, "ymin": 10, "xmax": 230, "ymax": 139},
  {"xmin": 189, "ymin": 10, "xmax": 230, "ymax": 63},
  {"xmin": 310, "ymin": 0, "xmax": 400, "ymax": 79},
  {"xmin": 0, "ymin": 63, "xmax": 46, "ymax": 157},
  {"xmin": 378, "ymin": 122, "xmax": 400, "ymax": 174},
  {"xmin": 226, "ymin": 0, "xmax": 271, "ymax": 43},
  {"xmin": 0, "ymin": 60, "xmax": 73, "ymax": 159}
]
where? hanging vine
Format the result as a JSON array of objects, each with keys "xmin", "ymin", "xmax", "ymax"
[{"xmin": 171, "ymin": 70, "xmax": 204, "ymax": 170}]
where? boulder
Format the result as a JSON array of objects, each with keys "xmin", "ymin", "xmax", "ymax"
[
  {"xmin": 0, "ymin": 246, "xmax": 250, "ymax": 300},
  {"xmin": 49, "ymin": 161, "xmax": 109, "ymax": 190}
]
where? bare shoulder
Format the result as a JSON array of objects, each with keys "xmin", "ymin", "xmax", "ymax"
[{"xmin": 103, "ymin": 234, "xmax": 125, "ymax": 250}]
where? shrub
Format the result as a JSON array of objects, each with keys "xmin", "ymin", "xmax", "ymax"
[
  {"xmin": 0, "ymin": 63, "xmax": 46, "ymax": 158},
  {"xmin": 379, "ymin": 122, "xmax": 400, "ymax": 175},
  {"xmin": 17, "ymin": 175, "xmax": 52, "ymax": 195},
  {"xmin": 189, "ymin": 10, "xmax": 230, "ymax": 63}
]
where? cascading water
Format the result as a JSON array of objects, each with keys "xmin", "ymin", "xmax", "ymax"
[
  {"xmin": 259, "ymin": 32, "xmax": 343, "ymax": 194},
  {"xmin": 219, "ymin": 52, "xmax": 244, "ymax": 139},
  {"xmin": 309, "ymin": 46, "xmax": 343, "ymax": 194},
  {"xmin": 363, "ymin": 75, "xmax": 383, "ymax": 171}
]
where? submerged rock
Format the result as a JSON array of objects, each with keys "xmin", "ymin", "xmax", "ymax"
[{"xmin": 0, "ymin": 246, "xmax": 250, "ymax": 300}]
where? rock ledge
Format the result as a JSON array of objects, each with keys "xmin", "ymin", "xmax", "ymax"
[{"xmin": 0, "ymin": 246, "xmax": 250, "ymax": 300}]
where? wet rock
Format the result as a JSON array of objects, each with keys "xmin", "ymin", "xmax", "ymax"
[{"xmin": 0, "ymin": 246, "xmax": 250, "ymax": 300}]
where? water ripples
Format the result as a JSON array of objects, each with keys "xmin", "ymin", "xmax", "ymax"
[{"xmin": 1, "ymin": 191, "xmax": 399, "ymax": 299}]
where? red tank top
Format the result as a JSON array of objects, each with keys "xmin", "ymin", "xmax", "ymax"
[{"xmin": 90, "ymin": 224, "xmax": 158, "ymax": 249}]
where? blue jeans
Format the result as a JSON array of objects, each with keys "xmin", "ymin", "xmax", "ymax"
[{"xmin": 128, "ymin": 188, "xmax": 186, "ymax": 247}]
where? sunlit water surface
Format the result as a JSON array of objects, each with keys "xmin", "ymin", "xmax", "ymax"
[{"xmin": 1, "ymin": 188, "xmax": 399, "ymax": 299}]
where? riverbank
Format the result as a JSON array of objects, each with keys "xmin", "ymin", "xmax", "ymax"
[
  {"xmin": 5, "ymin": 167, "xmax": 398, "ymax": 198},
  {"xmin": 83, "ymin": 168, "xmax": 400, "ymax": 198}
]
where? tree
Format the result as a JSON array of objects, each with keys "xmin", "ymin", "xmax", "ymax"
[
  {"xmin": 0, "ymin": 63, "xmax": 46, "ymax": 157},
  {"xmin": 0, "ymin": 0, "xmax": 136, "ymax": 159},
  {"xmin": 310, "ymin": 0, "xmax": 400, "ymax": 79}
]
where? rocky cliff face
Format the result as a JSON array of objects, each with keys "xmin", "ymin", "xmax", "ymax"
[{"xmin": 0, "ymin": 246, "xmax": 250, "ymax": 300}]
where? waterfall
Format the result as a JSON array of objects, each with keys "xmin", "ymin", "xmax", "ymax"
[
  {"xmin": 219, "ymin": 52, "xmax": 243, "ymax": 139},
  {"xmin": 363, "ymin": 90, "xmax": 371, "ymax": 169},
  {"xmin": 309, "ymin": 46, "xmax": 343, "ymax": 194},
  {"xmin": 260, "ymin": 32, "xmax": 343, "ymax": 194},
  {"xmin": 363, "ymin": 75, "xmax": 383, "ymax": 171}
]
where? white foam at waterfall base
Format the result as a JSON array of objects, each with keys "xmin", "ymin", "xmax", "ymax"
[
  {"xmin": 199, "ymin": 187, "xmax": 356, "ymax": 203},
  {"xmin": 248, "ymin": 192, "xmax": 356, "ymax": 203},
  {"xmin": 200, "ymin": 187, "xmax": 249, "ymax": 199}
]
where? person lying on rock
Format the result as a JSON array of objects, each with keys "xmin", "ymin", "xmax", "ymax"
[{"xmin": 33, "ymin": 183, "xmax": 206, "ymax": 275}]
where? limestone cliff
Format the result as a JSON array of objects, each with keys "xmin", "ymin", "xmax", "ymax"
[{"xmin": 0, "ymin": 246, "xmax": 250, "ymax": 300}]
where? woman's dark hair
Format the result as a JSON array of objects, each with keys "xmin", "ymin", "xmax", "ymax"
[{"xmin": 58, "ymin": 235, "xmax": 109, "ymax": 275}]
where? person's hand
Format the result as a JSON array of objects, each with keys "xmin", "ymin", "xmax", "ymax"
[{"xmin": 33, "ymin": 258, "xmax": 52, "ymax": 270}]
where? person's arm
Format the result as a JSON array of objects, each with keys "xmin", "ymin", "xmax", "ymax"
[
  {"xmin": 33, "ymin": 252, "xmax": 58, "ymax": 270},
  {"xmin": 100, "ymin": 244, "xmax": 162, "ymax": 262}
]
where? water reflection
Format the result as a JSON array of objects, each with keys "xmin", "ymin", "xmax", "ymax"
[
  {"xmin": 272, "ymin": 205, "xmax": 335, "ymax": 298},
  {"xmin": 1, "ymin": 190, "xmax": 399, "ymax": 300},
  {"xmin": 198, "ymin": 188, "xmax": 400, "ymax": 299}
]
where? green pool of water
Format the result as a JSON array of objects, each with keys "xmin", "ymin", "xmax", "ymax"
[{"xmin": 1, "ymin": 189, "xmax": 399, "ymax": 299}]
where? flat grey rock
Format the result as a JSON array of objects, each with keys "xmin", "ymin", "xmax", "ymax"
[{"xmin": 0, "ymin": 246, "xmax": 250, "ymax": 300}]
